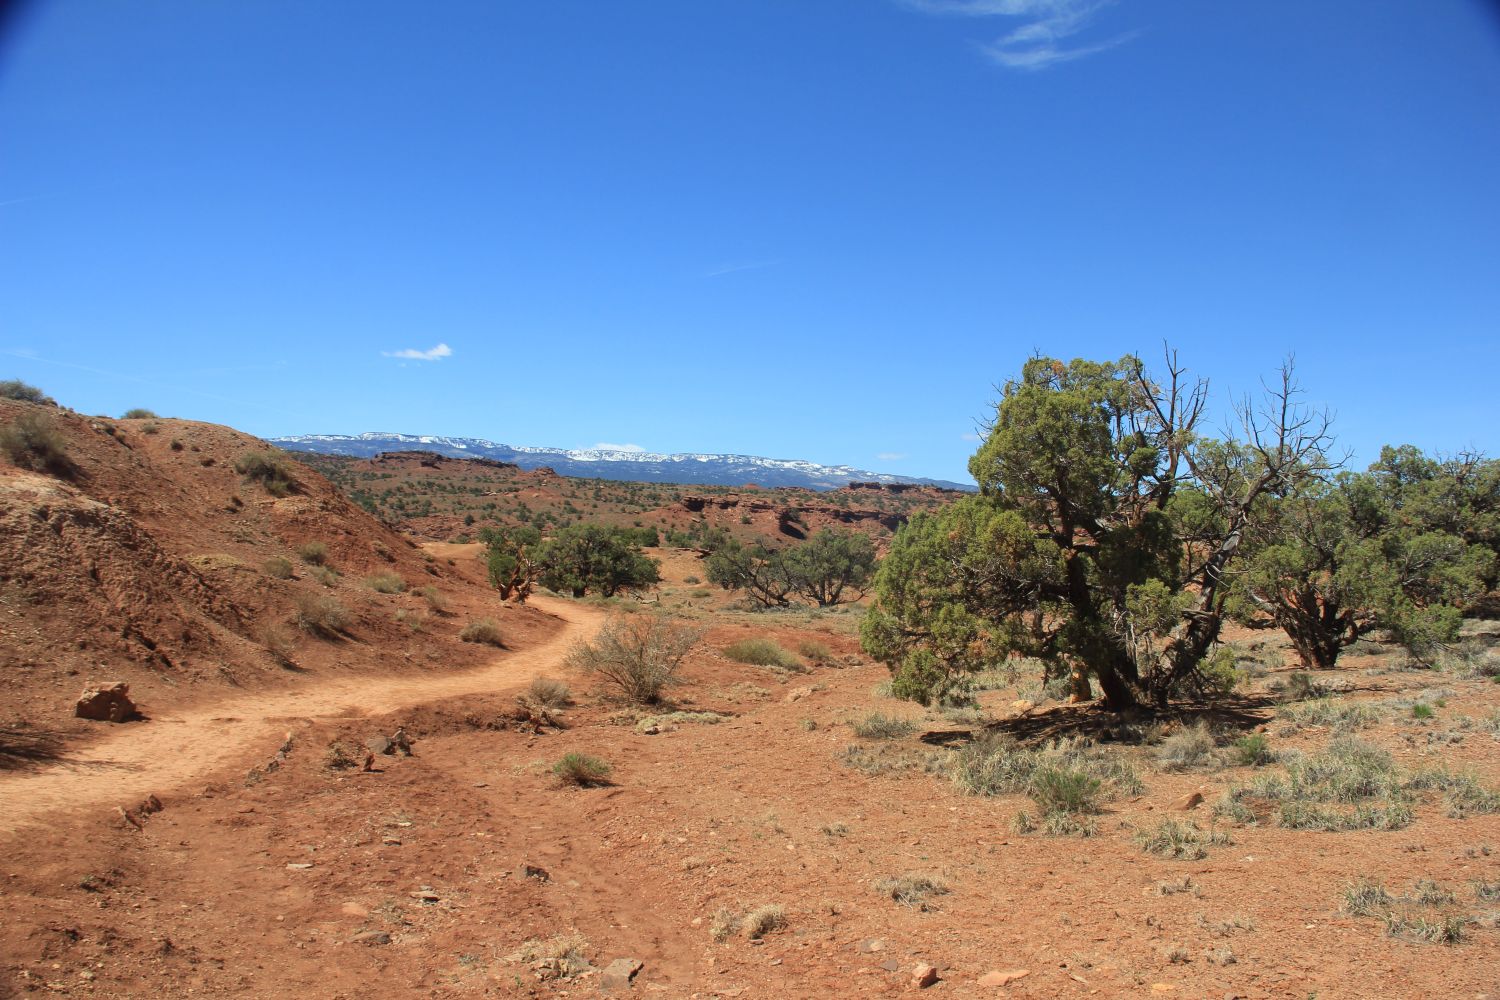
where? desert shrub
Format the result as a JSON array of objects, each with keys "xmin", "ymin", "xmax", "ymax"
[
  {"xmin": 877, "ymin": 873, "xmax": 949, "ymax": 910},
  {"xmin": 0, "ymin": 411, "xmax": 71, "ymax": 474},
  {"xmin": 566, "ymin": 614, "xmax": 701, "ymax": 704},
  {"xmin": 1409, "ymin": 768, "xmax": 1500, "ymax": 818},
  {"xmin": 308, "ymin": 565, "xmax": 339, "ymax": 588},
  {"xmin": 1277, "ymin": 697, "xmax": 1379, "ymax": 732},
  {"xmin": 364, "ymin": 572, "xmax": 406, "ymax": 594},
  {"xmin": 263, "ymin": 556, "xmax": 294, "ymax": 579},
  {"xmin": 1135, "ymin": 819, "xmax": 1231, "ymax": 859},
  {"xmin": 121, "ymin": 408, "xmax": 156, "ymax": 419},
  {"xmin": 1232, "ymin": 734, "xmax": 1274, "ymax": 766},
  {"xmin": 689, "ymin": 588, "xmax": 712, "ymax": 599},
  {"xmin": 0, "ymin": 379, "xmax": 52, "ymax": 403},
  {"xmin": 1282, "ymin": 671, "xmax": 1322, "ymax": 701},
  {"xmin": 510, "ymin": 933, "xmax": 591, "ymax": 979},
  {"xmin": 851, "ymin": 712, "xmax": 915, "ymax": 740},
  {"xmin": 709, "ymin": 907, "xmax": 741, "ymax": 942},
  {"xmin": 417, "ymin": 585, "xmax": 448, "ymax": 613},
  {"xmin": 257, "ymin": 623, "xmax": 297, "ymax": 667},
  {"xmin": 742, "ymin": 904, "xmax": 787, "ymax": 940},
  {"xmin": 1028, "ymin": 766, "xmax": 1102, "ymax": 815},
  {"xmin": 553, "ymin": 752, "xmax": 612, "ymax": 787},
  {"xmin": 1156, "ymin": 723, "xmax": 1219, "ymax": 771},
  {"xmin": 723, "ymin": 638, "xmax": 802, "ymax": 670},
  {"xmin": 1411, "ymin": 702, "xmax": 1435, "ymax": 720},
  {"xmin": 949, "ymin": 734, "xmax": 1143, "ymax": 800},
  {"xmin": 528, "ymin": 676, "xmax": 572, "ymax": 708},
  {"xmin": 460, "ymin": 619, "xmax": 505, "ymax": 647},
  {"xmin": 1472, "ymin": 879, "xmax": 1500, "ymax": 902},
  {"xmin": 798, "ymin": 640, "xmax": 835, "ymax": 665},
  {"xmin": 234, "ymin": 451, "xmax": 297, "ymax": 497},
  {"xmin": 296, "ymin": 541, "xmax": 329, "ymax": 565},
  {"xmin": 325, "ymin": 740, "xmax": 362, "ymax": 770},
  {"xmin": 295, "ymin": 593, "xmax": 350, "ymax": 637},
  {"xmin": 683, "ymin": 575, "xmax": 701, "ymax": 585}
]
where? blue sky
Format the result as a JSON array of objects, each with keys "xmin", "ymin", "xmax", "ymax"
[{"xmin": 2, "ymin": 1, "xmax": 1497, "ymax": 484}]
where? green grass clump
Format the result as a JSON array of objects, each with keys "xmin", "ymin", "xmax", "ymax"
[
  {"xmin": 851, "ymin": 712, "xmax": 916, "ymax": 740},
  {"xmin": 1276, "ymin": 697, "xmax": 1379, "ymax": 733},
  {"xmin": 1028, "ymin": 766, "xmax": 1102, "ymax": 815},
  {"xmin": 797, "ymin": 640, "xmax": 835, "ymax": 665},
  {"xmin": 1232, "ymin": 733, "xmax": 1273, "ymax": 766},
  {"xmin": 553, "ymin": 752, "xmax": 612, "ymax": 787},
  {"xmin": 949, "ymin": 734, "xmax": 1144, "ymax": 801},
  {"xmin": 121, "ymin": 408, "xmax": 157, "ymax": 419},
  {"xmin": 1342, "ymin": 877, "xmax": 1393, "ymax": 917},
  {"xmin": 1135, "ymin": 819, "xmax": 1231, "ymax": 860},
  {"xmin": 1, "ymin": 411, "xmax": 71, "ymax": 475},
  {"xmin": 0, "ymin": 379, "xmax": 52, "ymax": 403},
  {"xmin": 723, "ymin": 638, "xmax": 802, "ymax": 670}
]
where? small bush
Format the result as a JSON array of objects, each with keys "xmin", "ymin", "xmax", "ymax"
[
  {"xmin": 949, "ymin": 734, "xmax": 1144, "ymax": 800},
  {"xmin": 566, "ymin": 614, "xmax": 701, "ymax": 704},
  {"xmin": 121, "ymin": 408, "xmax": 157, "ymax": 419},
  {"xmin": 1411, "ymin": 702, "xmax": 1435, "ymax": 720},
  {"xmin": 877, "ymin": 873, "xmax": 949, "ymax": 910},
  {"xmin": 460, "ymin": 619, "xmax": 505, "ymax": 647},
  {"xmin": 1156, "ymin": 723, "xmax": 1218, "ymax": 772},
  {"xmin": 296, "ymin": 541, "xmax": 329, "ymax": 565},
  {"xmin": 257, "ymin": 623, "xmax": 297, "ymax": 667},
  {"xmin": 553, "ymin": 752, "xmax": 612, "ymax": 787},
  {"xmin": 364, "ymin": 572, "xmax": 406, "ymax": 594},
  {"xmin": 0, "ymin": 379, "xmax": 52, "ymax": 403},
  {"xmin": 798, "ymin": 640, "xmax": 835, "ymax": 665},
  {"xmin": 528, "ymin": 676, "xmax": 572, "ymax": 708},
  {"xmin": 234, "ymin": 451, "xmax": 298, "ymax": 497},
  {"xmin": 325, "ymin": 740, "xmax": 362, "ymax": 770},
  {"xmin": 263, "ymin": 556, "xmax": 294, "ymax": 579},
  {"xmin": 1277, "ymin": 697, "xmax": 1379, "ymax": 733},
  {"xmin": 1232, "ymin": 734, "xmax": 1273, "ymax": 766},
  {"xmin": 0, "ymin": 411, "xmax": 71, "ymax": 474},
  {"xmin": 709, "ymin": 907, "xmax": 741, "ymax": 942},
  {"xmin": 683, "ymin": 575, "xmax": 701, "ymax": 585},
  {"xmin": 742, "ymin": 904, "xmax": 787, "ymax": 939},
  {"xmin": 1385, "ymin": 912, "xmax": 1468, "ymax": 945},
  {"xmin": 418, "ymin": 585, "xmax": 448, "ymax": 614},
  {"xmin": 308, "ymin": 564, "xmax": 339, "ymax": 587},
  {"xmin": 723, "ymin": 638, "xmax": 802, "ymax": 670},
  {"xmin": 1028, "ymin": 766, "xmax": 1102, "ymax": 815},
  {"xmin": 851, "ymin": 712, "xmax": 915, "ymax": 740},
  {"xmin": 295, "ymin": 593, "xmax": 350, "ymax": 637},
  {"xmin": 510, "ymin": 933, "xmax": 591, "ymax": 979}
]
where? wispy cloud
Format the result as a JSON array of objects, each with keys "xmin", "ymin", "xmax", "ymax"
[
  {"xmin": 382, "ymin": 343, "xmax": 452, "ymax": 362},
  {"xmin": 877, "ymin": 451, "xmax": 909, "ymax": 461},
  {"xmin": 593, "ymin": 442, "xmax": 646, "ymax": 453},
  {"xmin": 705, "ymin": 259, "xmax": 781, "ymax": 278},
  {"xmin": 899, "ymin": 0, "xmax": 1132, "ymax": 71}
]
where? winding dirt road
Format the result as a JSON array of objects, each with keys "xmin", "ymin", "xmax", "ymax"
[{"xmin": 0, "ymin": 595, "xmax": 605, "ymax": 837}]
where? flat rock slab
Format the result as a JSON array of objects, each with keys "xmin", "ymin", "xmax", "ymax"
[
  {"xmin": 600, "ymin": 957, "xmax": 643, "ymax": 993},
  {"xmin": 978, "ymin": 969, "xmax": 1031, "ymax": 987}
]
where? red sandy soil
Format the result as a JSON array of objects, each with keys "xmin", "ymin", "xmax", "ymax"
[{"xmin": 2, "ymin": 404, "xmax": 1498, "ymax": 999}]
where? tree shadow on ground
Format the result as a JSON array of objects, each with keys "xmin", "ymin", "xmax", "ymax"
[
  {"xmin": 0, "ymin": 725, "xmax": 67, "ymax": 771},
  {"xmin": 920, "ymin": 693, "xmax": 1280, "ymax": 749}
]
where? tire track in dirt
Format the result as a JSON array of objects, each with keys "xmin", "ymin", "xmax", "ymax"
[{"xmin": 0, "ymin": 595, "xmax": 606, "ymax": 837}]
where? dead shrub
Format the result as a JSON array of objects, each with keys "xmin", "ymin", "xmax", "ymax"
[
  {"xmin": 295, "ymin": 593, "xmax": 350, "ymax": 637},
  {"xmin": 566, "ymin": 614, "xmax": 701, "ymax": 704},
  {"xmin": 460, "ymin": 619, "xmax": 505, "ymax": 646}
]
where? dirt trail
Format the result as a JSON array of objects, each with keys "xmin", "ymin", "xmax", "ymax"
[{"xmin": 0, "ymin": 595, "xmax": 606, "ymax": 837}]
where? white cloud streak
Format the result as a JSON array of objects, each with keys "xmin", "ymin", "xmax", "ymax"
[
  {"xmin": 382, "ymin": 343, "xmax": 452, "ymax": 362},
  {"xmin": 705, "ymin": 259, "xmax": 781, "ymax": 278},
  {"xmin": 899, "ymin": 0, "xmax": 1132, "ymax": 71}
]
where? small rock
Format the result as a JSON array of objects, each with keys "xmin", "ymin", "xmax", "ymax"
[
  {"xmin": 911, "ymin": 963, "xmax": 939, "ymax": 988},
  {"xmin": 880, "ymin": 959, "xmax": 899, "ymax": 972},
  {"xmin": 600, "ymin": 957, "xmax": 643, "ymax": 992},
  {"xmin": 517, "ymin": 864, "xmax": 551, "ymax": 882},
  {"xmin": 366, "ymin": 736, "xmax": 394, "ymax": 756},
  {"xmin": 410, "ymin": 890, "xmax": 440, "ymax": 903},
  {"xmin": 857, "ymin": 939, "xmax": 886, "ymax": 954},
  {"xmin": 381, "ymin": 836, "xmax": 402, "ymax": 846},
  {"xmin": 978, "ymin": 969, "xmax": 1030, "ymax": 987},
  {"xmin": 351, "ymin": 931, "xmax": 391, "ymax": 946},
  {"xmin": 75, "ymin": 682, "xmax": 135, "ymax": 723},
  {"xmin": 1172, "ymin": 792, "xmax": 1205, "ymax": 811},
  {"xmin": 784, "ymin": 686, "xmax": 813, "ymax": 703},
  {"xmin": 286, "ymin": 863, "xmax": 314, "ymax": 870},
  {"xmin": 1011, "ymin": 699, "xmax": 1035, "ymax": 715}
]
